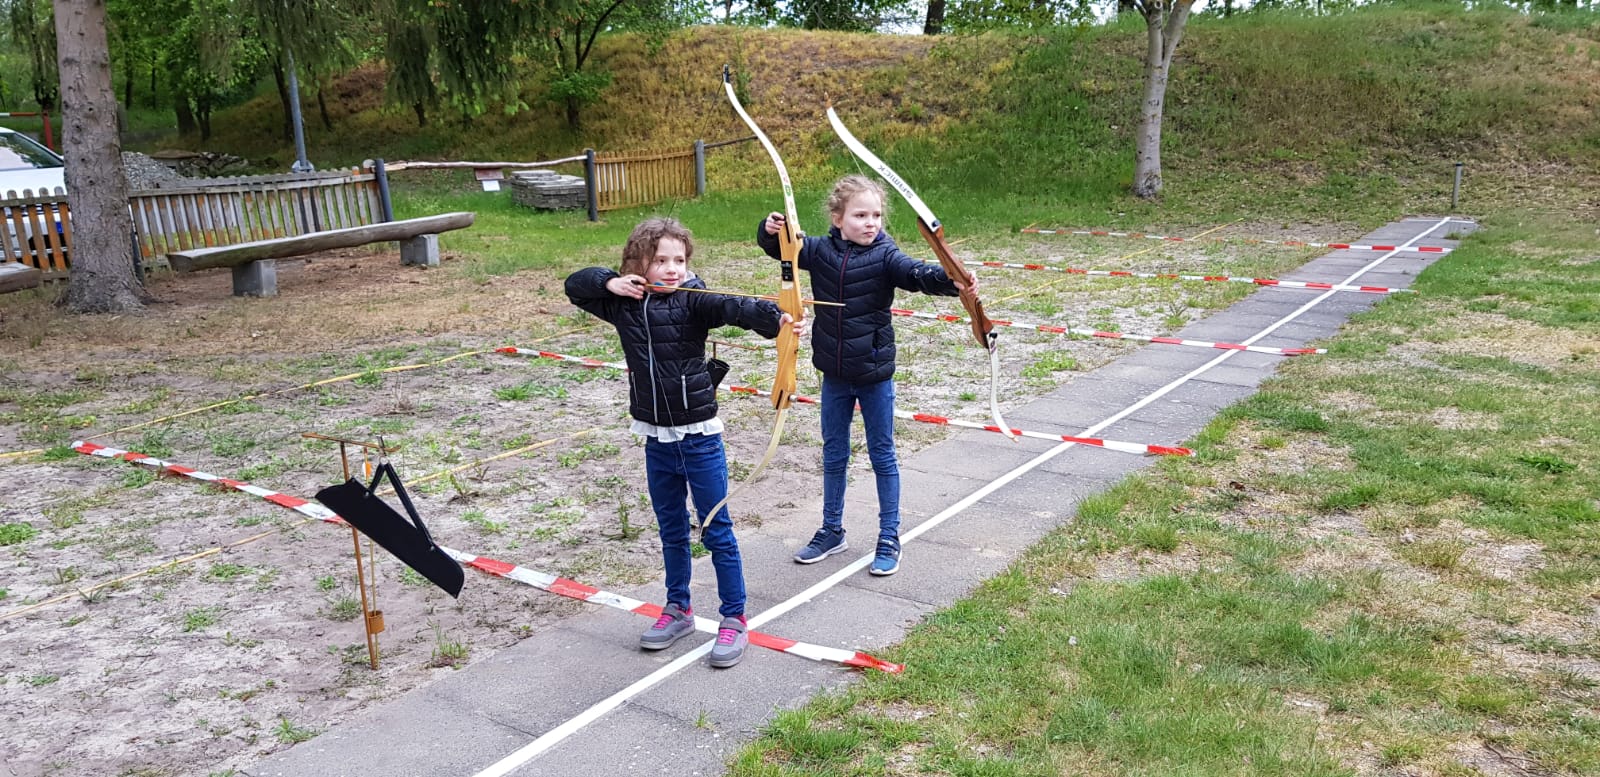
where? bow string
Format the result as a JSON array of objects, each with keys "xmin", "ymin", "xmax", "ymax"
[{"xmin": 827, "ymin": 107, "xmax": 1016, "ymax": 441}]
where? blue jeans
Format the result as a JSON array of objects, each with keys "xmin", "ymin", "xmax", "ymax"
[
  {"xmin": 820, "ymin": 375, "xmax": 900, "ymax": 540},
  {"xmin": 644, "ymin": 432, "xmax": 745, "ymax": 618}
]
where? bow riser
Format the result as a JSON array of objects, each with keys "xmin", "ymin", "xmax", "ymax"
[{"xmin": 914, "ymin": 219, "xmax": 992, "ymax": 351}]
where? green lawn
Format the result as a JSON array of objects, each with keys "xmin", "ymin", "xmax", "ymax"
[{"xmin": 727, "ymin": 213, "xmax": 1600, "ymax": 776}]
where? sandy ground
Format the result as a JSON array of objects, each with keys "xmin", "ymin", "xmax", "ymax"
[{"xmin": 0, "ymin": 229, "xmax": 1330, "ymax": 777}]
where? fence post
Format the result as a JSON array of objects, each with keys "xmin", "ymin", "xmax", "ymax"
[
  {"xmin": 373, "ymin": 158, "xmax": 395, "ymax": 223},
  {"xmin": 694, "ymin": 140, "xmax": 706, "ymax": 198},
  {"xmin": 584, "ymin": 148, "xmax": 599, "ymax": 222},
  {"xmin": 1451, "ymin": 162, "xmax": 1464, "ymax": 211}
]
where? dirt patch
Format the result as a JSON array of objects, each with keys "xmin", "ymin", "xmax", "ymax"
[{"xmin": 0, "ymin": 230, "xmax": 1348, "ymax": 776}]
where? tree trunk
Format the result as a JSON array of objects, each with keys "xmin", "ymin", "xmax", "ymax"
[
  {"xmin": 316, "ymin": 77, "xmax": 332, "ymax": 131},
  {"xmin": 924, "ymin": 0, "xmax": 946, "ymax": 34},
  {"xmin": 174, "ymin": 93, "xmax": 195, "ymax": 135},
  {"xmin": 197, "ymin": 106, "xmax": 212, "ymax": 141},
  {"xmin": 566, "ymin": 95, "xmax": 581, "ymax": 131},
  {"xmin": 53, "ymin": 0, "xmax": 145, "ymax": 313},
  {"xmin": 1131, "ymin": 1, "xmax": 1194, "ymax": 200},
  {"xmin": 272, "ymin": 60, "xmax": 292, "ymax": 142},
  {"xmin": 412, "ymin": 101, "xmax": 427, "ymax": 127}
]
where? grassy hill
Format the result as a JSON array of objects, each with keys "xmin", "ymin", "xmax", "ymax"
[{"xmin": 172, "ymin": 5, "xmax": 1600, "ymax": 226}]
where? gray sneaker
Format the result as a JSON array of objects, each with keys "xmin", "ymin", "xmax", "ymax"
[
  {"xmin": 793, "ymin": 527, "xmax": 848, "ymax": 564},
  {"xmin": 640, "ymin": 603, "xmax": 694, "ymax": 650},
  {"xmin": 708, "ymin": 616, "xmax": 748, "ymax": 668}
]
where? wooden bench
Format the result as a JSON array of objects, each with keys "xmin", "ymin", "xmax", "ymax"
[{"xmin": 166, "ymin": 211, "xmax": 475, "ymax": 297}]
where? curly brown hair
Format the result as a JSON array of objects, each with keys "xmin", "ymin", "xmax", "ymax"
[{"xmin": 620, "ymin": 217, "xmax": 694, "ymax": 277}]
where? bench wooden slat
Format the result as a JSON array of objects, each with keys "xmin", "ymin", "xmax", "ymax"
[{"xmin": 168, "ymin": 212, "xmax": 475, "ymax": 272}]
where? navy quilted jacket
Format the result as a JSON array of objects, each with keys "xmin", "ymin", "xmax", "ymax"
[
  {"xmin": 757, "ymin": 221, "xmax": 959, "ymax": 384},
  {"xmin": 565, "ymin": 268, "xmax": 781, "ymax": 427}
]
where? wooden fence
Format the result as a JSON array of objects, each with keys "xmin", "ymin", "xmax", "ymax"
[
  {"xmin": 591, "ymin": 148, "xmax": 697, "ymax": 212},
  {"xmin": 0, "ymin": 169, "xmax": 386, "ymax": 273},
  {"xmin": 1, "ymin": 188, "xmax": 71, "ymax": 274}
]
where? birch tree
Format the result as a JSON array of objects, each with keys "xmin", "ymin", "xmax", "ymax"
[{"xmin": 1130, "ymin": 0, "xmax": 1195, "ymax": 199}]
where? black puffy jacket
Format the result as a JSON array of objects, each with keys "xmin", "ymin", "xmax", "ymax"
[
  {"xmin": 565, "ymin": 267, "xmax": 782, "ymax": 427},
  {"xmin": 757, "ymin": 221, "xmax": 959, "ymax": 384}
]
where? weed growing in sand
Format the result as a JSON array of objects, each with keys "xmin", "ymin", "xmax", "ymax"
[
  {"xmin": 0, "ymin": 523, "xmax": 39, "ymax": 546},
  {"xmin": 428, "ymin": 622, "xmax": 469, "ymax": 668},
  {"xmin": 324, "ymin": 597, "xmax": 361, "ymax": 622},
  {"xmin": 273, "ymin": 717, "xmax": 318, "ymax": 744},
  {"xmin": 182, "ymin": 607, "xmax": 221, "ymax": 632}
]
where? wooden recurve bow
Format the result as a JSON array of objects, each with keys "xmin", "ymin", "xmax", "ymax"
[{"xmin": 827, "ymin": 106, "xmax": 1016, "ymax": 441}]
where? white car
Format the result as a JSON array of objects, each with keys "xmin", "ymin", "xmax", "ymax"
[{"xmin": 1, "ymin": 126, "xmax": 67, "ymax": 262}]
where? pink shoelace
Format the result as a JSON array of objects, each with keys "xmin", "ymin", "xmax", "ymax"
[
  {"xmin": 652, "ymin": 612, "xmax": 678, "ymax": 630},
  {"xmin": 716, "ymin": 627, "xmax": 740, "ymax": 646}
]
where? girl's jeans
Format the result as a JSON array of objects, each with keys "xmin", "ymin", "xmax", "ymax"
[
  {"xmin": 644, "ymin": 432, "xmax": 745, "ymax": 618},
  {"xmin": 819, "ymin": 375, "xmax": 900, "ymax": 540}
]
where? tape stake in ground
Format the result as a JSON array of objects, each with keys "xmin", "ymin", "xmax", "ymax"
[
  {"xmin": 1021, "ymin": 227, "xmax": 1453, "ymax": 255},
  {"xmin": 68, "ymin": 442, "xmax": 902, "ymax": 673}
]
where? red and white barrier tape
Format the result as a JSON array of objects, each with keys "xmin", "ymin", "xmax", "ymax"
[
  {"xmin": 1021, "ymin": 227, "xmax": 1452, "ymax": 255},
  {"xmin": 69, "ymin": 441, "xmax": 902, "ymax": 673},
  {"xmin": 496, "ymin": 348, "xmax": 1192, "ymax": 455},
  {"xmin": 963, "ymin": 259, "xmax": 1415, "ymax": 295},
  {"xmin": 74, "ymin": 440, "xmax": 345, "ymax": 523},
  {"xmin": 887, "ymin": 308, "xmax": 1325, "ymax": 356},
  {"xmin": 444, "ymin": 549, "xmax": 902, "ymax": 673}
]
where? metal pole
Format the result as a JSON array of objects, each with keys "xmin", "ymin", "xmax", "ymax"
[
  {"xmin": 373, "ymin": 158, "xmax": 395, "ymax": 222},
  {"xmin": 285, "ymin": 48, "xmax": 315, "ymax": 173},
  {"xmin": 584, "ymin": 148, "xmax": 599, "ymax": 222},
  {"xmin": 1451, "ymin": 162, "xmax": 1464, "ymax": 211},
  {"xmin": 693, "ymin": 139, "xmax": 706, "ymax": 197}
]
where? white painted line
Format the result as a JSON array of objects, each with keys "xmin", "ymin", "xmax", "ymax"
[{"xmin": 471, "ymin": 217, "xmax": 1453, "ymax": 776}]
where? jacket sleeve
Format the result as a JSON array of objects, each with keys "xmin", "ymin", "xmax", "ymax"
[
  {"xmin": 883, "ymin": 238, "xmax": 961, "ymax": 297},
  {"xmin": 693, "ymin": 288, "xmax": 783, "ymax": 340},
  {"xmin": 564, "ymin": 267, "xmax": 625, "ymax": 323},
  {"xmin": 755, "ymin": 217, "xmax": 824, "ymax": 273}
]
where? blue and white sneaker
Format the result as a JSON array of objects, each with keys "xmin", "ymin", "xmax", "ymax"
[
  {"xmin": 869, "ymin": 536, "xmax": 901, "ymax": 576},
  {"xmin": 794, "ymin": 527, "xmax": 847, "ymax": 564}
]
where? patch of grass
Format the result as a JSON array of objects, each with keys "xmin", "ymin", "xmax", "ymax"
[
  {"xmin": 493, "ymin": 381, "xmax": 570, "ymax": 401},
  {"xmin": 273, "ymin": 717, "xmax": 318, "ymax": 744},
  {"xmin": 120, "ymin": 468, "xmax": 158, "ymax": 489},
  {"xmin": 428, "ymin": 622, "xmax": 469, "ymax": 668},
  {"xmin": 1398, "ymin": 539, "xmax": 1468, "ymax": 572},
  {"xmin": 183, "ymin": 607, "xmax": 221, "ymax": 632},
  {"xmin": 1021, "ymin": 351, "xmax": 1079, "ymax": 380},
  {"xmin": 315, "ymin": 575, "xmax": 338, "ymax": 592},
  {"xmin": 558, "ymin": 441, "xmax": 621, "ymax": 467},
  {"xmin": 0, "ymin": 523, "xmax": 40, "ymax": 546},
  {"xmin": 461, "ymin": 509, "xmax": 505, "ymax": 534},
  {"xmin": 1131, "ymin": 522, "xmax": 1179, "ymax": 553},
  {"xmin": 209, "ymin": 563, "xmax": 251, "ymax": 581},
  {"xmin": 324, "ymin": 597, "xmax": 361, "ymax": 622}
]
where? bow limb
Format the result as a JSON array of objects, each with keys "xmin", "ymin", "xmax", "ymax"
[
  {"xmin": 827, "ymin": 107, "xmax": 1016, "ymax": 441},
  {"xmin": 696, "ymin": 66, "xmax": 807, "ymax": 533}
]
